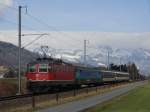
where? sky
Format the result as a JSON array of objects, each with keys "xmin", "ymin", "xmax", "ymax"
[
  {"xmin": 0, "ymin": 0, "xmax": 150, "ymax": 32},
  {"xmin": 0, "ymin": 0, "xmax": 150, "ymax": 51}
]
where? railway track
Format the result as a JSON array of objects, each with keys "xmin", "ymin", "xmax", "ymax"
[{"xmin": 0, "ymin": 94, "xmax": 32, "ymax": 101}]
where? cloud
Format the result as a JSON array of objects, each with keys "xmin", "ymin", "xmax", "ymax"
[
  {"xmin": 0, "ymin": 0, "xmax": 13, "ymax": 15},
  {"xmin": 1, "ymin": 31, "xmax": 150, "ymax": 51},
  {"xmin": 86, "ymin": 32, "xmax": 150, "ymax": 49}
]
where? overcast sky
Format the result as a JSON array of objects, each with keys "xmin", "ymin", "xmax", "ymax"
[{"xmin": 0, "ymin": 0, "xmax": 150, "ymax": 50}]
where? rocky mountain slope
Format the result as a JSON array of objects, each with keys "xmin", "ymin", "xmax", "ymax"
[{"xmin": 0, "ymin": 41, "xmax": 37, "ymax": 68}]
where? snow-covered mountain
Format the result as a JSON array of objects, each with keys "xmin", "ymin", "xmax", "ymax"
[
  {"xmin": 1, "ymin": 31, "xmax": 150, "ymax": 75},
  {"xmin": 38, "ymin": 46, "xmax": 150, "ymax": 75}
]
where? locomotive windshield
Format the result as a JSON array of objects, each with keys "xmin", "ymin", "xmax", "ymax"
[
  {"xmin": 39, "ymin": 64, "xmax": 48, "ymax": 72},
  {"xmin": 28, "ymin": 65, "xmax": 36, "ymax": 72}
]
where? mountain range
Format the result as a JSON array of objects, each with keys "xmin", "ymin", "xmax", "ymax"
[
  {"xmin": 48, "ymin": 46, "xmax": 150, "ymax": 75},
  {"xmin": 0, "ymin": 41, "xmax": 37, "ymax": 68},
  {"xmin": 0, "ymin": 41, "xmax": 149, "ymax": 75}
]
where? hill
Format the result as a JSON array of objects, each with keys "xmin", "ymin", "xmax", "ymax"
[{"xmin": 0, "ymin": 41, "xmax": 37, "ymax": 68}]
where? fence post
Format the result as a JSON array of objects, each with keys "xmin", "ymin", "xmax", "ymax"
[
  {"xmin": 96, "ymin": 86, "xmax": 98, "ymax": 92},
  {"xmin": 56, "ymin": 92, "xmax": 59, "ymax": 103},
  {"xmin": 73, "ymin": 88, "xmax": 76, "ymax": 96},
  {"xmin": 76, "ymin": 85, "xmax": 79, "ymax": 96},
  {"xmin": 86, "ymin": 88, "xmax": 89, "ymax": 94},
  {"xmin": 32, "ymin": 95, "xmax": 35, "ymax": 108}
]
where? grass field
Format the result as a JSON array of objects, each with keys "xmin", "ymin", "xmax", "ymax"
[{"xmin": 83, "ymin": 82, "xmax": 150, "ymax": 112}]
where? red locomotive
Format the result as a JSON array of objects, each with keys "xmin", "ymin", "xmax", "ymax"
[{"xmin": 26, "ymin": 58, "xmax": 75, "ymax": 92}]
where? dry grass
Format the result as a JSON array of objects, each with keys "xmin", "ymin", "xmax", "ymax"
[
  {"xmin": 0, "ymin": 78, "xmax": 27, "ymax": 97},
  {"xmin": 0, "ymin": 82, "xmax": 132, "ymax": 112}
]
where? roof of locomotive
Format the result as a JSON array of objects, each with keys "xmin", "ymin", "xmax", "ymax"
[{"xmin": 27, "ymin": 57, "xmax": 73, "ymax": 66}]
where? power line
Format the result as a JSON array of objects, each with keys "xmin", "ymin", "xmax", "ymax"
[
  {"xmin": 0, "ymin": 17, "xmax": 18, "ymax": 28},
  {"xmin": 0, "ymin": 16, "xmax": 41, "ymax": 32},
  {"xmin": 0, "ymin": 2, "xmax": 82, "ymax": 43},
  {"xmin": 0, "ymin": 19, "xmax": 91, "ymax": 54},
  {"xmin": 0, "ymin": 9, "xmax": 82, "ymax": 49},
  {"xmin": 26, "ymin": 13, "xmax": 82, "ymax": 43},
  {"xmin": 0, "ymin": 3, "xmax": 84, "ymax": 52},
  {"xmin": 0, "ymin": 3, "xmax": 83, "ymax": 61},
  {"xmin": 0, "ymin": 17, "xmax": 53, "ymax": 48},
  {"xmin": 0, "ymin": 2, "xmax": 82, "ymax": 45},
  {"xmin": 22, "ymin": 34, "xmax": 48, "ymax": 48},
  {"xmin": 22, "ymin": 33, "xmax": 49, "ymax": 36},
  {"xmin": 0, "ymin": 4, "xmax": 40, "ymax": 31}
]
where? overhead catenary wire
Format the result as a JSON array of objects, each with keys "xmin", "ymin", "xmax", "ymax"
[
  {"xmin": 0, "ymin": 3, "xmax": 80, "ymax": 56},
  {"xmin": 26, "ymin": 13, "xmax": 82, "ymax": 43},
  {"xmin": 0, "ymin": 3, "xmax": 100, "ymax": 59},
  {"xmin": 0, "ymin": 3, "xmax": 83, "ymax": 50},
  {"xmin": 0, "ymin": 3, "xmax": 82, "ymax": 43},
  {"xmin": 0, "ymin": 3, "xmax": 49, "ymax": 37},
  {"xmin": 0, "ymin": 14, "xmax": 47, "ymax": 34},
  {"xmin": 2, "ymin": 3, "xmax": 84, "ymax": 44},
  {"xmin": 0, "ymin": 14, "xmax": 53, "ymax": 49},
  {"xmin": 22, "ymin": 34, "xmax": 48, "ymax": 48},
  {"xmin": 0, "ymin": 4, "xmax": 39, "ymax": 66}
]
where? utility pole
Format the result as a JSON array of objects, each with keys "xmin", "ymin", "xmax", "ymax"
[
  {"xmin": 84, "ymin": 40, "xmax": 86, "ymax": 65},
  {"xmin": 18, "ymin": 6, "xmax": 22, "ymax": 95},
  {"xmin": 120, "ymin": 57, "xmax": 121, "ymax": 71},
  {"xmin": 107, "ymin": 51, "xmax": 109, "ymax": 70},
  {"xmin": 18, "ymin": 6, "xmax": 27, "ymax": 95}
]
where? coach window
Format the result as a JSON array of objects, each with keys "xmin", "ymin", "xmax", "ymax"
[{"xmin": 39, "ymin": 64, "xmax": 48, "ymax": 73}]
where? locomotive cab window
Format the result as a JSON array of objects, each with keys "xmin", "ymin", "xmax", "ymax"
[
  {"xmin": 39, "ymin": 64, "xmax": 48, "ymax": 73},
  {"xmin": 28, "ymin": 65, "xmax": 36, "ymax": 72}
]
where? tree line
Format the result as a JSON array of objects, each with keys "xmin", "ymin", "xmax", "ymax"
[{"xmin": 109, "ymin": 63, "xmax": 145, "ymax": 81}]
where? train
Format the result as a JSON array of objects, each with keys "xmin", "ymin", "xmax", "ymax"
[{"xmin": 25, "ymin": 57, "xmax": 130, "ymax": 92}]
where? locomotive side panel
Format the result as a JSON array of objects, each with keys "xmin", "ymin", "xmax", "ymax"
[{"xmin": 53, "ymin": 64, "xmax": 75, "ymax": 81}]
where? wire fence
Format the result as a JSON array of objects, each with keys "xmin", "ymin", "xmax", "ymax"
[{"xmin": 0, "ymin": 82, "xmax": 130, "ymax": 111}]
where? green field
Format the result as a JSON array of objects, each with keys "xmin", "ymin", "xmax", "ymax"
[{"xmin": 83, "ymin": 82, "xmax": 150, "ymax": 112}]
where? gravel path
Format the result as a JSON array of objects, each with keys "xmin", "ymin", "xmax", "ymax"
[{"xmin": 39, "ymin": 81, "xmax": 145, "ymax": 112}]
